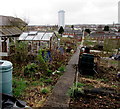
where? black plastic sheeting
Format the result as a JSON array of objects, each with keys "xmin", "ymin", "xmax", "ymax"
[{"xmin": 1, "ymin": 93, "xmax": 30, "ymax": 109}]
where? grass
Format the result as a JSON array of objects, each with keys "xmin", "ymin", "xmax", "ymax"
[
  {"xmin": 31, "ymin": 81, "xmax": 44, "ymax": 86},
  {"xmin": 112, "ymin": 85, "xmax": 118, "ymax": 88},
  {"xmin": 75, "ymin": 82, "xmax": 86, "ymax": 87},
  {"xmin": 40, "ymin": 87, "xmax": 50, "ymax": 94},
  {"xmin": 13, "ymin": 78, "xmax": 27, "ymax": 97},
  {"xmin": 39, "ymin": 77, "xmax": 53, "ymax": 84},
  {"xmin": 96, "ymin": 78, "xmax": 109, "ymax": 82}
]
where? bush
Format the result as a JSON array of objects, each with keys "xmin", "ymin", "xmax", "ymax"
[
  {"xmin": 37, "ymin": 49, "xmax": 48, "ymax": 74},
  {"xmin": 24, "ymin": 63, "xmax": 38, "ymax": 77}
]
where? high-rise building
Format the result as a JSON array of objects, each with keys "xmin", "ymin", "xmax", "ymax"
[
  {"xmin": 118, "ymin": 1, "xmax": 120, "ymax": 23},
  {"xmin": 58, "ymin": 10, "xmax": 65, "ymax": 28}
]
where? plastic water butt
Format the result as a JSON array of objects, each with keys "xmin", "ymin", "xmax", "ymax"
[{"xmin": 0, "ymin": 60, "xmax": 13, "ymax": 95}]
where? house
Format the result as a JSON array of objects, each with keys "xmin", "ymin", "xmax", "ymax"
[
  {"xmin": 63, "ymin": 29, "xmax": 83, "ymax": 41},
  {"xmin": 0, "ymin": 15, "xmax": 27, "ymax": 58},
  {"xmin": 18, "ymin": 31, "xmax": 59, "ymax": 53}
]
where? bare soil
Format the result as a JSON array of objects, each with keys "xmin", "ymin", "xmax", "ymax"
[{"xmin": 69, "ymin": 64, "xmax": 120, "ymax": 109}]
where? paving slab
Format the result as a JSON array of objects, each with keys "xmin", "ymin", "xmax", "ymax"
[{"xmin": 43, "ymin": 46, "xmax": 80, "ymax": 108}]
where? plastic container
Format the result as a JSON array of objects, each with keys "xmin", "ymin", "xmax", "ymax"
[{"xmin": 0, "ymin": 60, "xmax": 13, "ymax": 95}]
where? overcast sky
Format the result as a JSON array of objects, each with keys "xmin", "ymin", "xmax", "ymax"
[{"xmin": 0, "ymin": 0, "xmax": 120, "ymax": 25}]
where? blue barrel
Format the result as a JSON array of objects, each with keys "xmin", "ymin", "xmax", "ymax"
[{"xmin": 0, "ymin": 60, "xmax": 13, "ymax": 95}]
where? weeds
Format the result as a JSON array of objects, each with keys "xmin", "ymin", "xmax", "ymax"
[
  {"xmin": 41, "ymin": 88, "xmax": 50, "ymax": 94},
  {"xmin": 68, "ymin": 82, "xmax": 84, "ymax": 99},
  {"xmin": 13, "ymin": 78, "xmax": 27, "ymax": 97}
]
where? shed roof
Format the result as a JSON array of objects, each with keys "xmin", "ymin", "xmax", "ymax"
[{"xmin": 0, "ymin": 27, "xmax": 22, "ymax": 36}]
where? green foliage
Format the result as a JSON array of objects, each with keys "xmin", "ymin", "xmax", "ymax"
[
  {"xmin": 39, "ymin": 77, "xmax": 46, "ymax": 82},
  {"xmin": 68, "ymin": 82, "xmax": 84, "ymax": 98},
  {"xmin": 24, "ymin": 63, "xmax": 38, "ymax": 77},
  {"xmin": 58, "ymin": 66, "xmax": 66, "ymax": 72},
  {"xmin": 75, "ymin": 82, "xmax": 85, "ymax": 87},
  {"xmin": 39, "ymin": 77, "xmax": 53, "ymax": 84},
  {"xmin": 41, "ymin": 88, "xmax": 50, "ymax": 94},
  {"xmin": 85, "ymin": 29, "xmax": 91, "ymax": 34},
  {"xmin": 11, "ymin": 41, "xmax": 28, "ymax": 64},
  {"xmin": 71, "ymin": 25, "xmax": 74, "ymax": 30},
  {"xmin": 13, "ymin": 78, "xmax": 27, "ymax": 97},
  {"xmin": 47, "ymin": 69, "xmax": 53, "ymax": 76},
  {"xmin": 68, "ymin": 86, "xmax": 84, "ymax": 98},
  {"xmin": 31, "ymin": 81, "xmax": 44, "ymax": 86},
  {"xmin": 44, "ymin": 78, "xmax": 52, "ymax": 83},
  {"xmin": 58, "ymin": 26, "xmax": 64, "ymax": 35},
  {"xmin": 104, "ymin": 26, "xmax": 109, "ymax": 31},
  {"xmin": 37, "ymin": 49, "xmax": 48, "ymax": 74}
]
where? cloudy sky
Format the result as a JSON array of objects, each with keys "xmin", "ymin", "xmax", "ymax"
[{"xmin": 0, "ymin": 0, "xmax": 120, "ymax": 25}]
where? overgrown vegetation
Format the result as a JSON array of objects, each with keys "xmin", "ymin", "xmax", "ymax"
[
  {"xmin": 68, "ymin": 82, "xmax": 85, "ymax": 99},
  {"xmin": 8, "ymin": 36, "xmax": 77, "ymax": 107},
  {"xmin": 13, "ymin": 78, "xmax": 27, "ymax": 97},
  {"xmin": 24, "ymin": 63, "xmax": 38, "ymax": 77}
]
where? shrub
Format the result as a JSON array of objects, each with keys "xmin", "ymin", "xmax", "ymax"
[
  {"xmin": 24, "ymin": 63, "xmax": 38, "ymax": 77},
  {"xmin": 37, "ymin": 49, "xmax": 48, "ymax": 74}
]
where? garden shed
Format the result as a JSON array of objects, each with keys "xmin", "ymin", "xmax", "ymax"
[
  {"xmin": 19, "ymin": 31, "xmax": 59, "ymax": 53},
  {"xmin": 0, "ymin": 15, "xmax": 26, "ymax": 58}
]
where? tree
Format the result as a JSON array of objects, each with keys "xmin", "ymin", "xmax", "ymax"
[
  {"xmin": 104, "ymin": 26, "xmax": 109, "ymax": 31},
  {"xmin": 58, "ymin": 26, "xmax": 64, "ymax": 37},
  {"xmin": 85, "ymin": 29, "xmax": 91, "ymax": 34},
  {"xmin": 71, "ymin": 25, "xmax": 74, "ymax": 30}
]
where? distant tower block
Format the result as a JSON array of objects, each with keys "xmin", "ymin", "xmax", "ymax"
[
  {"xmin": 58, "ymin": 10, "xmax": 65, "ymax": 28},
  {"xmin": 118, "ymin": 1, "xmax": 120, "ymax": 23}
]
